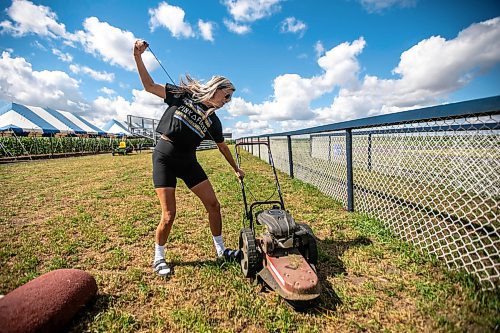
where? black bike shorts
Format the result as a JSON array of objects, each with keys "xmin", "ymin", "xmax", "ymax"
[{"xmin": 152, "ymin": 139, "xmax": 208, "ymax": 189}]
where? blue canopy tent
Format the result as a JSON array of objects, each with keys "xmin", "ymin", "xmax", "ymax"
[{"xmin": 0, "ymin": 100, "xmax": 107, "ymax": 136}]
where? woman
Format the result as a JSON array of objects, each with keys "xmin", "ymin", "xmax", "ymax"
[{"xmin": 133, "ymin": 40, "xmax": 244, "ymax": 278}]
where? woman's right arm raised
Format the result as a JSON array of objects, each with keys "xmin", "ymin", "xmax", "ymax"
[{"xmin": 134, "ymin": 40, "xmax": 166, "ymax": 99}]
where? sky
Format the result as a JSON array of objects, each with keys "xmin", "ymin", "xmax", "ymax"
[{"xmin": 0, "ymin": 0, "xmax": 499, "ymax": 138}]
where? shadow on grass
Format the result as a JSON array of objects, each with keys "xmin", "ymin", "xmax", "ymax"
[
  {"xmin": 66, "ymin": 293, "xmax": 114, "ymax": 332},
  {"xmin": 316, "ymin": 236, "xmax": 373, "ymax": 310},
  {"xmin": 170, "ymin": 258, "xmax": 237, "ymax": 268}
]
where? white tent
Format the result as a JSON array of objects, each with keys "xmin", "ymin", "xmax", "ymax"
[
  {"xmin": 0, "ymin": 100, "xmax": 106, "ymax": 136},
  {"xmin": 102, "ymin": 119, "xmax": 133, "ymax": 136}
]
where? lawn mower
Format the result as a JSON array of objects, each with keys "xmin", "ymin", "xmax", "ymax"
[
  {"xmin": 112, "ymin": 140, "xmax": 133, "ymax": 156},
  {"xmin": 235, "ymin": 141, "xmax": 320, "ymax": 310}
]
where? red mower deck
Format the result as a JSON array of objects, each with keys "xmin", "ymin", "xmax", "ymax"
[{"xmin": 261, "ymin": 253, "xmax": 320, "ymax": 301}]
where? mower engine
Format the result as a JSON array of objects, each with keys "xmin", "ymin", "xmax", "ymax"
[{"xmin": 257, "ymin": 208, "xmax": 296, "ymax": 252}]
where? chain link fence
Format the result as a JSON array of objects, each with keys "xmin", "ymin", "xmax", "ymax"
[{"xmin": 238, "ymin": 97, "xmax": 500, "ymax": 289}]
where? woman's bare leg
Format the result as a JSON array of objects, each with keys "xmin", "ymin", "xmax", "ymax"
[
  {"xmin": 153, "ymin": 187, "xmax": 176, "ymax": 276},
  {"xmin": 190, "ymin": 179, "xmax": 221, "ymax": 236},
  {"xmin": 155, "ymin": 187, "xmax": 176, "ymax": 245},
  {"xmin": 190, "ymin": 179, "xmax": 240, "ymax": 260}
]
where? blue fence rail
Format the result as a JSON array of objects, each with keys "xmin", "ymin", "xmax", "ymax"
[{"xmin": 237, "ymin": 95, "xmax": 500, "ymax": 289}]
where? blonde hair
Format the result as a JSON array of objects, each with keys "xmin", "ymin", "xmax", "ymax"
[{"xmin": 173, "ymin": 75, "xmax": 235, "ymax": 117}]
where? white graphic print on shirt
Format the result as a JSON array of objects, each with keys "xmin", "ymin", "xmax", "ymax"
[{"xmin": 173, "ymin": 97, "xmax": 212, "ymax": 138}]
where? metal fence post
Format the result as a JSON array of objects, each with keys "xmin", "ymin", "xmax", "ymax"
[
  {"xmin": 258, "ymin": 137, "xmax": 261, "ymax": 159},
  {"xmin": 251, "ymin": 137, "xmax": 254, "ymax": 155},
  {"xmin": 267, "ymin": 136, "xmax": 271, "ymax": 164},
  {"xmin": 367, "ymin": 132, "xmax": 372, "ymax": 171},
  {"xmin": 287, "ymin": 135, "xmax": 294, "ymax": 178},
  {"xmin": 328, "ymin": 135, "xmax": 331, "ymax": 161},
  {"xmin": 346, "ymin": 129, "xmax": 354, "ymax": 212}
]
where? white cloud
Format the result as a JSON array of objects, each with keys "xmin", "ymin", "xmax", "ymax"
[
  {"xmin": 230, "ymin": 17, "xmax": 500, "ymax": 136},
  {"xmin": 148, "ymin": 2, "xmax": 194, "ymax": 39},
  {"xmin": 69, "ymin": 64, "xmax": 114, "ymax": 82},
  {"xmin": 314, "ymin": 41, "xmax": 325, "ymax": 58},
  {"xmin": 394, "ymin": 17, "xmax": 500, "ymax": 94},
  {"xmin": 99, "ymin": 87, "xmax": 116, "ymax": 95},
  {"xmin": 231, "ymin": 119, "xmax": 273, "ymax": 137},
  {"xmin": 0, "ymin": 0, "xmax": 77, "ymax": 42},
  {"xmin": 223, "ymin": 0, "xmax": 282, "ymax": 22},
  {"xmin": 148, "ymin": 2, "xmax": 216, "ymax": 42},
  {"xmin": 276, "ymin": 119, "xmax": 326, "ymax": 133},
  {"xmin": 228, "ymin": 37, "xmax": 365, "ymax": 122},
  {"xmin": 77, "ymin": 17, "xmax": 157, "ymax": 72},
  {"xmin": 198, "ymin": 20, "xmax": 215, "ymax": 42},
  {"xmin": 0, "ymin": 50, "xmax": 88, "ymax": 113},
  {"xmin": 91, "ymin": 89, "xmax": 166, "ymax": 126},
  {"xmin": 0, "ymin": 1, "xmax": 157, "ymax": 72},
  {"xmin": 359, "ymin": 0, "xmax": 417, "ymax": 13},
  {"xmin": 119, "ymin": 82, "xmax": 130, "ymax": 89},
  {"xmin": 52, "ymin": 48, "xmax": 73, "ymax": 62},
  {"xmin": 280, "ymin": 17, "xmax": 306, "ymax": 36},
  {"xmin": 223, "ymin": 19, "xmax": 251, "ymax": 34},
  {"xmin": 223, "ymin": 0, "xmax": 282, "ymax": 34},
  {"xmin": 32, "ymin": 40, "xmax": 47, "ymax": 51},
  {"xmin": 315, "ymin": 38, "xmax": 366, "ymax": 89},
  {"xmin": 226, "ymin": 97, "xmax": 261, "ymax": 116},
  {"xmin": 316, "ymin": 17, "xmax": 500, "ymax": 122}
]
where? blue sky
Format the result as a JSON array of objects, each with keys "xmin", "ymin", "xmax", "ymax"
[{"xmin": 0, "ymin": 0, "xmax": 499, "ymax": 138}]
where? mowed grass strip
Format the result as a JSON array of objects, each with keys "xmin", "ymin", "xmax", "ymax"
[{"xmin": 0, "ymin": 148, "xmax": 498, "ymax": 333}]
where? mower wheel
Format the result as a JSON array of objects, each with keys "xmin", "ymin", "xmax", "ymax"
[
  {"xmin": 239, "ymin": 228, "xmax": 260, "ymax": 278},
  {"xmin": 298, "ymin": 223, "xmax": 318, "ymax": 266}
]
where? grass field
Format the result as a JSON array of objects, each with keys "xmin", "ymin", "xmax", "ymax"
[{"xmin": 0, "ymin": 148, "xmax": 498, "ymax": 332}]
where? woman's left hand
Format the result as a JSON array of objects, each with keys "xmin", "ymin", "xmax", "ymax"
[{"xmin": 235, "ymin": 168, "xmax": 245, "ymax": 180}]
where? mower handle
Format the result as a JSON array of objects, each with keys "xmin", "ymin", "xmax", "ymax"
[
  {"xmin": 249, "ymin": 201, "xmax": 284, "ymax": 217},
  {"xmin": 234, "ymin": 139, "xmax": 286, "ymax": 230}
]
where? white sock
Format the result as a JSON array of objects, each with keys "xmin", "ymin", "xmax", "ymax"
[
  {"xmin": 213, "ymin": 235, "xmax": 225, "ymax": 257},
  {"xmin": 154, "ymin": 243, "xmax": 165, "ymax": 263}
]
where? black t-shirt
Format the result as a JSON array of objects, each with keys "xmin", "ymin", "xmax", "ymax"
[{"xmin": 155, "ymin": 84, "xmax": 224, "ymax": 152}]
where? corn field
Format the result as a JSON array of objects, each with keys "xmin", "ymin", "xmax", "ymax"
[{"xmin": 0, "ymin": 136, "xmax": 153, "ymax": 158}]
